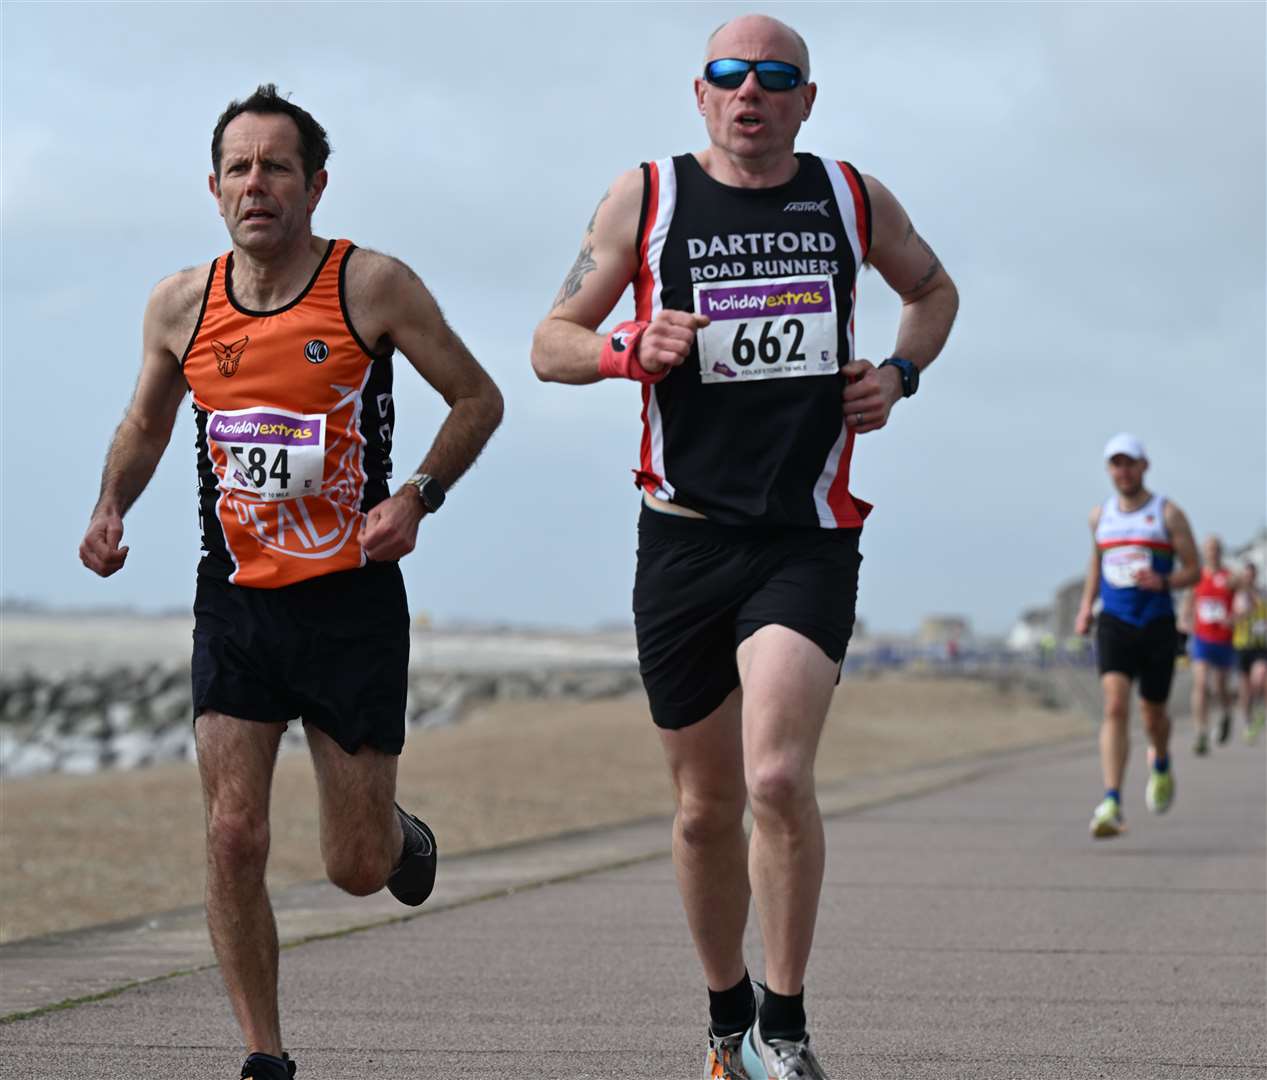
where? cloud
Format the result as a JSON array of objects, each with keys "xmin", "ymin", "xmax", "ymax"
[{"xmin": 2, "ymin": 2, "xmax": 1263, "ymax": 634}]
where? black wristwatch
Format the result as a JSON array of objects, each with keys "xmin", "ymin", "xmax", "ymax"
[
  {"xmin": 401, "ymin": 472, "xmax": 446, "ymax": 513},
  {"xmin": 879, "ymin": 356, "xmax": 920, "ymax": 398}
]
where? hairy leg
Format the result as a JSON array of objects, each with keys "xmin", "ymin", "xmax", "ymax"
[
  {"xmin": 306, "ymin": 725, "xmax": 402, "ymax": 896},
  {"xmin": 658, "ymin": 689, "xmax": 749, "ymax": 991},
  {"xmin": 195, "ymin": 711, "xmax": 286, "ymax": 1057},
  {"xmin": 738, "ymin": 625, "xmax": 837, "ymax": 995}
]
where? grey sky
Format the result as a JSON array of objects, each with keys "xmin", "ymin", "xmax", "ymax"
[{"xmin": 2, "ymin": 2, "xmax": 1263, "ymax": 635}]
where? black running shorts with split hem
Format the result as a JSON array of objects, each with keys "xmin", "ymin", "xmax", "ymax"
[
  {"xmin": 633, "ymin": 504, "xmax": 861, "ymax": 731},
  {"xmin": 192, "ymin": 561, "xmax": 410, "ymax": 755},
  {"xmin": 1095, "ymin": 612, "xmax": 1177, "ymax": 704}
]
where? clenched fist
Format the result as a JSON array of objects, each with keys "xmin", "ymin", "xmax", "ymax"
[{"xmin": 637, "ymin": 310, "xmax": 711, "ymax": 374}]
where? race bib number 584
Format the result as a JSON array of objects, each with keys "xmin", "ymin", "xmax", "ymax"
[
  {"xmin": 693, "ymin": 276, "xmax": 840, "ymax": 385},
  {"xmin": 208, "ymin": 406, "xmax": 326, "ymax": 501}
]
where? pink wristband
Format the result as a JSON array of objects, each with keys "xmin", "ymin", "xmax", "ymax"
[{"xmin": 598, "ymin": 321, "xmax": 664, "ymax": 383}]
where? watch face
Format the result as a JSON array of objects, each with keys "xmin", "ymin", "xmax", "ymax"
[
  {"xmin": 420, "ymin": 477, "xmax": 445, "ymax": 510},
  {"xmin": 888, "ymin": 358, "xmax": 916, "ymax": 396}
]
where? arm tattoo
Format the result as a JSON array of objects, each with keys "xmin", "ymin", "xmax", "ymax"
[
  {"xmin": 910, "ymin": 255, "xmax": 942, "ymax": 292},
  {"xmin": 904, "ymin": 220, "xmax": 941, "ymax": 292},
  {"xmin": 586, "ymin": 191, "xmax": 610, "ymax": 235},
  {"xmin": 552, "ymin": 243, "xmax": 597, "ymax": 307}
]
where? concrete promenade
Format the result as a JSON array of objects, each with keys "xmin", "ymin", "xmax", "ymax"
[{"xmin": 1, "ymin": 731, "xmax": 1263, "ymax": 1079}]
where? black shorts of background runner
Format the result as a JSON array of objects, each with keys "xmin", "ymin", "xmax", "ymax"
[
  {"xmin": 192, "ymin": 561, "xmax": 410, "ymax": 754},
  {"xmin": 1095, "ymin": 612, "xmax": 1177, "ymax": 704},
  {"xmin": 1239, "ymin": 648, "xmax": 1267, "ymax": 675},
  {"xmin": 633, "ymin": 504, "xmax": 861, "ymax": 730}
]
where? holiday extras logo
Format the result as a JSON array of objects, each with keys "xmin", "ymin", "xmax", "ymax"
[
  {"xmin": 699, "ymin": 280, "xmax": 833, "ymax": 321},
  {"xmin": 208, "ymin": 410, "xmax": 321, "ymax": 446}
]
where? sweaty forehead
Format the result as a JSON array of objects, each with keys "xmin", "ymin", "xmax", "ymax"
[{"xmin": 220, "ymin": 112, "xmax": 303, "ymax": 161}]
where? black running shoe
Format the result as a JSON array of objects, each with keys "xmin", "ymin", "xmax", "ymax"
[
  {"xmin": 387, "ymin": 804, "xmax": 437, "ymax": 906},
  {"xmin": 1218, "ymin": 712, "xmax": 1232, "ymax": 745},
  {"xmin": 241, "ymin": 1052, "xmax": 296, "ymax": 1079}
]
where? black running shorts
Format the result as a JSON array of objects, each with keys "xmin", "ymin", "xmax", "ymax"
[
  {"xmin": 1095, "ymin": 612, "xmax": 1177, "ymax": 704},
  {"xmin": 1239, "ymin": 648, "xmax": 1267, "ymax": 674},
  {"xmin": 192, "ymin": 561, "xmax": 410, "ymax": 755},
  {"xmin": 633, "ymin": 505, "xmax": 861, "ymax": 730}
]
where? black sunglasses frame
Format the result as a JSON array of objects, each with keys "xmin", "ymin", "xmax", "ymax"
[{"xmin": 703, "ymin": 58, "xmax": 805, "ymax": 92}]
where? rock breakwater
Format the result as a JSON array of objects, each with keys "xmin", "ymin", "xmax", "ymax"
[{"xmin": 0, "ymin": 661, "xmax": 642, "ymax": 779}]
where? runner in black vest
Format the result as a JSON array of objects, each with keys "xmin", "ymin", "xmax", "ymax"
[{"xmin": 532, "ymin": 15, "xmax": 958, "ymax": 1080}]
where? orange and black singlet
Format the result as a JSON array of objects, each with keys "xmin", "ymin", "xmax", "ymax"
[{"xmin": 181, "ymin": 238, "xmax": 395, "ymax": 588}]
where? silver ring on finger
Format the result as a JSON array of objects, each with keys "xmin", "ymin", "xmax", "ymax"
[{"xmin": 854, "ymin": 413, "xmax": 864, "ymax": 426}]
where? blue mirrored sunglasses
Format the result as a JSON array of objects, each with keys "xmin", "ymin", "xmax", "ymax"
[{"xmin": 704, "ymin": 58, "xmax": 804, "ymax": 92}]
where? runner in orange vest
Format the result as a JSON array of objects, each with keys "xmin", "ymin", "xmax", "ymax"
[{"xmin": 78, "ymin": 85, "xmax": 503, "ymax": 1080}]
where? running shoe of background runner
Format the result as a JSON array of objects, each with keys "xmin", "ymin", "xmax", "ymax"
[
  {"xmin": 387, "ymin": 804, "xmax": 437, "ymax": 906},
  {"xmin": 1089, "ymin": 796, "xmax": 1125, "ymax": 839},
  {"xmin": 1145, "ymin": 767, "xmax": 1174, "ymax": 814},
  {"xmin": 741, "ymin": 984, "xmax": 830, "ymax": 1080},
  {"xmin": 705, "ymin": 1028, "xmax": 751, "ymax": 1079},
  {"xmin": 1193, "ymin": 731, "xmax": 1210, "ymax": 756},
  {"xmin": 1218, "ymin": 711, "xmax": 1232, "ymax": 744},
  {"xmin": 240, "ymin": 1052, "xmax": 296, "ymax": 1079},
  {"xmin": 1247, "ymin": 710, "xmax": 1266, "ymax": 745}
]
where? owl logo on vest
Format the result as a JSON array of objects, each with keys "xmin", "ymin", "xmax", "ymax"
[
  {"xmin": 304, "ymin": 339, "xmax": 329, "ymax": 364},
  {"xmin": 212, "ymin": 336, "xmax": 249, "ymax": 378}
]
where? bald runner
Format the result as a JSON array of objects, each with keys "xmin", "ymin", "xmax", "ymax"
[{"xmin": 532, "ymin": 16, "xmax": 958, "ymax": 1079}]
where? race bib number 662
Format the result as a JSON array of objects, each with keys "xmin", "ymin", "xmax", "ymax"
[
  {"xmin": 693, "ymin": 275, "xmax": 840, "ymax": 385},
  {"xmin": 207, "ymin": 406, "xmax": 326, "ymax": 501}
]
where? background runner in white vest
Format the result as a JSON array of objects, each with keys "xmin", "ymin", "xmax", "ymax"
[{"xmin": 1074, "ymin": 434, "xmax": 1199, "ymax": 841}]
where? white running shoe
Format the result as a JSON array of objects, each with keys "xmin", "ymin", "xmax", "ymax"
[
  {"xmin": 1089, "ymin": 796, "xmax": 1125, "ymax": 839},
  {"xmin": 1145, "ymin": 768, "xmax": 1174, "ymax": 814},
  {"xmin": 740, "ymin": 985, "xmax": 830, "ymax": 1080}
]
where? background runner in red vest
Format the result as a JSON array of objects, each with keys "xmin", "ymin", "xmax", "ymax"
[
  {"xmin": 1182, "ymin": 536, "xmax": 1249, "ymax": 754},
  {"xmin": 531, "ymin": 16, "xmax": 958, "ymax": 1079},
  {"xmin": 78, "ymin": 85, "xmax": 503, "ymax": 1080}
]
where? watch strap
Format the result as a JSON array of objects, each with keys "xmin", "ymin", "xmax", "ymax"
[{"xmin": 879, "ymin": 356, "xmax": 918, "ymax": 397}]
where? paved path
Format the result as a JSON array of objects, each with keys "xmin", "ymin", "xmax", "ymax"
[{"xmin": 2, "ymin": 731, "xmax": 1262, "ymax": 1079}]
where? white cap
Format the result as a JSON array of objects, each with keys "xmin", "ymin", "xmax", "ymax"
[{"xmin": 1104, "ymin": 432, "xmax": 1147, "ymax": 462}]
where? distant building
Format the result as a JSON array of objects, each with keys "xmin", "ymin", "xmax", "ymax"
[
  {"xmin": 1007, "ymin": 606, "xmax": 1053, "ymax": 652},
  {"xmin": 918, "ymin": 615, "xmax": 970, "ymax": 646},
  {"xmin": 1053, "ymin": 577, "xmax": 1085, "ymax": 638}
]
